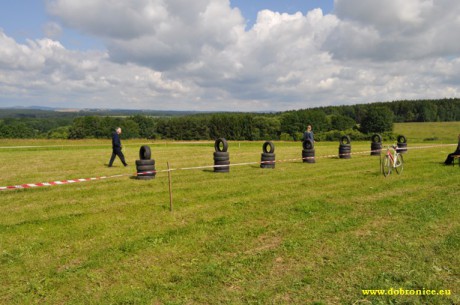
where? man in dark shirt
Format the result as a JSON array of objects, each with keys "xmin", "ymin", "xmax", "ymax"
[
  {"xmin": 303, "ymin": 125, "xmax": 314, "ymax": 142},
  {"xmin": 444, "ymin": 134, "xmax": 460, "ymax": 165},
  {"xmin": 108, "ymin": 127, "xmax": 128, "ymax": 167}
]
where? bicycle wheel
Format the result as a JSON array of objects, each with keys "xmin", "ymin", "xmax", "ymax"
[
  {"xmin": 395, "ymin": 153, "xmax": 404, "ymax": 175},
  {"xmin": 382, "ymin": 155, "xmax": 391, "ymax": 177}
]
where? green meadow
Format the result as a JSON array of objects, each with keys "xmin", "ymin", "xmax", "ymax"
[
  {"xmin": 393, "ymin": 121, "xmax": 460, "ymax": 142},
  {"xmin": 1, "ymin": 123, "xmax": 459, "ymax": 304}
]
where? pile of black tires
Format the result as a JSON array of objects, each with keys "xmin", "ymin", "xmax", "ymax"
[
  {"xmin": 370, "ymin": 134, "xmax": 382, "ymax": 156},
  {"xmin": 302, "ymin": 139, "xmax": 315, "ymax": 163},
  {"xmin": 339, "ymin": 135, "xmax": 351, "ymax": 159},
  {"xmin": 261, "ymin": 141, "xmax": 276, "ymax": 168},
  {"xmin": 214, "ymin": 138, "xmax": 230, "ymax": 173},
  {"xmin": 397, "ymin": 135, "xmax": 408, "ymax": 154},
  {"xmin": 136, "ymin": 145, "xmax": 156, "ymax": 180}
]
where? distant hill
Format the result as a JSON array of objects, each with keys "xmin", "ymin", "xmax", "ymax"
[{"xmin": 0, "ymin": 107, "xmax": 204, "ymax": 119}]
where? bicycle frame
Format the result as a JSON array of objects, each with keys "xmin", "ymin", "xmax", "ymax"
[
  {"xmin": 386, "ymin": 146, "xmax": 397, "ymax": 167},
  {"xmin": 381, "ymin": 145, "xmax": 403, "ymax": 176}
]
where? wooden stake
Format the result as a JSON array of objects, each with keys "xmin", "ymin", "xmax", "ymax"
[{"xmin": 167, "ymin": 162, "xmax": 173, "ymax": 212}]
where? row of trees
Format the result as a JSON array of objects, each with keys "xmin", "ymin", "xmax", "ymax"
[{"xmin": 1, "ymin": 98, "xmax": 459, "ymax": 140}]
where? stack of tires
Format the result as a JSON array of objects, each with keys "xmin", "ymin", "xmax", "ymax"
[
  {"xmin": 302, "ymin": 139, "xmax": 315, "ymax": 163},
  {"xmin": 136, "ymin": 145, "xmax": 156, "ymax": 180},
  {"xmin": 214, "ymin": 138, "xmax": 230, "ymax": 173},
  {"xmin": 397, "ymin": 135, "xmax": 408, "ymax": 154},
  {"xmin": 261, "ymin": 141, "xmax": 275, "ymax": 168},
  {"xmin": 370, "ymin": 134, "xmax": 382, "ymax": 156},
  {"xmin": 339, "ymin": 135, "xmax": 351, "ymax": 159}
]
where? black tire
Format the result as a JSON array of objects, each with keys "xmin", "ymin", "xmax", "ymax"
[
  {"xmin": 262, "ymin": 141, "xmax": 275, "ymax": 153},
  {"xmin": 302, "ymin": 149, "xmax": 315, "ymax": 157},
  {"xmin": 397, "ymin": 135, "xmax": 407, "ymax": 143},
  {"xmin": 370, "ymin": 142, "xmax": 382, "ymax": 156},
  {"xmin": 214, "ymin": 160, "xmax": 230, "ymax": 165},
  {"xmin": 339, "ymin": 145, "xmax": 351, "ymax": 159},
  {"xmin": 340, "ymin": 135, "xmax": 351, "ymax": 145},
  {"xmin": 135, "ymin": 159, "xmax": 155, "ymax": 166},
  {"xmin": 261, "ymin": 161, "xmax": 275, "ymax": 169},
  {"xmin": 136, "ymin": 175, "xmax": 155, "ymax": 180},
  {"xmin": 371, "ymin": 134, "xmax": 382, "ymax": 143},
  {"xmin": 136, "ymin": 165, "xmax": 156, "ymax": 172},
  {"xmin": 261, "ymin": 152, "xmax": 275, "ymax": 158},
  {"xmin": 137, "ymin": 170, "xmax": 156, "ymax": 175},
  {"xmin": 214, "ymin": 159, "xmax": 230, "ymax": 172},
  {"xmin": 302, "ymin": 148, "xmax": 315, "ymax": 163},
  {"xmin": 136, "ymin": 169, "xmax": 156, "ymax": 177},
  {"xmin": 214, "ymin": 138, "xmax": 228, "ymax": 152},
  {"xmin": 261, "ymin": 155, "xmax": 276, "ymax": 161},
  {"xmin": 214, "ymin": 156, "xmax": 230, "ymax": 162},
  {"xmin": 214, "ymin": 165, "xmax": 230, "ymax": 169},
  {"xmin": 214, "ymin": 151, "xmax": 229, "ymax": 158},
  {"xmin": 397, "ymin": 142, "xmax": 408, "ymax": 154},
  {"xmin": 302, "ymin": 139, "xmax": 314, "ymax": 150},
  {"xmin": 139, "ymin": 145, "xmax": 151, "ymax": 160}
]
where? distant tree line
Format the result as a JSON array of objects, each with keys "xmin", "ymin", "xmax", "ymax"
[{"xmin": 1, "ymin": 98, "xmax": 459, "ymax": 140}]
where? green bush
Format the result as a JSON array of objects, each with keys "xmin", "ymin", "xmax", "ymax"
[
  {"xmin": 280, "ymin": 133, "xmax": 293, "ymax": 141},
  {"xmin": 47, "ymin": 126, "xmax": 70, "ymax": 139}
]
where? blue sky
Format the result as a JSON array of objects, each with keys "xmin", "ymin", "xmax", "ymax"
[
  {"xmin": 0, "ymin": 0, "xmax": 459, "ymax": 111},
  {"xmin": 0, "ymin": 0, "xmax": 103, "ymax": 50},
  {"xmin": 231, "ymin": 0, "xmax": 333, "ymax": 27},
  {"xmin": 0, "ymin": 1, "xmax": 45, "ymax": 41}
]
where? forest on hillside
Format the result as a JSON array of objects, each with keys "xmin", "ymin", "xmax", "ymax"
[{"xmin": 1, "ymin": 99, "xmax": 459, "ymax": 141}]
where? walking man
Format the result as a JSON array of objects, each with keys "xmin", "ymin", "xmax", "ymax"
[{"xmin": 108, "ymin": 127, "xmax": 128, "ymax": 167}]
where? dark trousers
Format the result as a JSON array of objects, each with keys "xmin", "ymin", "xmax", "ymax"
[
  {"xmin": 109, "ymin": 147, "xmax": 127, "ymax": 166},
  {"xmin": 445, "ymin": 151, "xmax": 460, "ymax": 165}
]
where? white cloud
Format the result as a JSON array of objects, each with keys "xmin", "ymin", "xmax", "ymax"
[
  {"xmin": 0, "ymin": 30, "xmax": 191, "ymax": 109},
  {"xmin": 43, "ymin": 22, "xmax": 63, "ymax": 39},
  {"xmin": 47, "ymin": 0, "xmax": 245, "ymax": 71},
  {"xmin": 329, "ymin": 0, "xmax": 460, "ymax": 60},
  {"xmin": 46, "ymin": 0, "xmax": 169, "ymax": 39},
  {"xmin": 1, "ymin": 0, "xmax": 459, "ymax": 110}
]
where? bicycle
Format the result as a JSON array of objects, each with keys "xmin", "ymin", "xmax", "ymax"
[{"xmin": 381, "ymin": 145, "xmax": 404, "ymax": 177}]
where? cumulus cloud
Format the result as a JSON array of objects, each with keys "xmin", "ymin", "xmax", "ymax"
[
  {"xmin": 328, "ymin": 0, "xmax": 460, "ymax": 60},
  {"xmin": 1, "ymin": 0, "xmax": 459, "ymax": 110},
  {"xmin": 47, "ymin": 0, "xmax": 245, "ymax": 70},
  {"xmin": 0, "ymin": 30, "xmax": 191, "ymax": 108},
  {"xmin": 46, "ymin": 0, "xmax": 168, "ymax": 39}
]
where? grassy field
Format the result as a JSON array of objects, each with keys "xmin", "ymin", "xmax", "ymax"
[
  {"xmin": 393, "ymin": 121, "xmax": 460, "ymax": 142},
  {"xmin": 1, "ymin": 125, "xmax": 459, "ymax": 304}
]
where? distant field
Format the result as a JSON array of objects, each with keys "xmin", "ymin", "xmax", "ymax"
[
  {"xmin": 394, "ymin": 121, "xmax": 460, "ymax": 142},
  {"xmin": 1, "ymin": 136, "xmax": 459, "ymax": 304}
]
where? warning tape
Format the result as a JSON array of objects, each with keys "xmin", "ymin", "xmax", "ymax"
[
  {"xmin": 0, "ymin": 175, "xmax": 126, "ymax": 191},
  {"xmin": 1, "ymin": 143, "xmax": 456, "ymax": 191}
]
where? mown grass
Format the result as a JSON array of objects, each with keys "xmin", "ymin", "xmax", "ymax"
[
  {"xmin": 394, "ymin": 121, "xmax": 460, "ymax": 142},
  {"xmin": 1, "ymin": 132, "xmax": 459, "ymax": 304}
]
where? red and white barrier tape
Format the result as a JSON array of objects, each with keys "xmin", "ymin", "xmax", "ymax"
[
  {"xmin": 1, "ymin": 143, "xmax": 456, "ymax": 191},
  {"xmin": 0, "ymin": 174, "xmax": 127, "ymax": 191}
]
